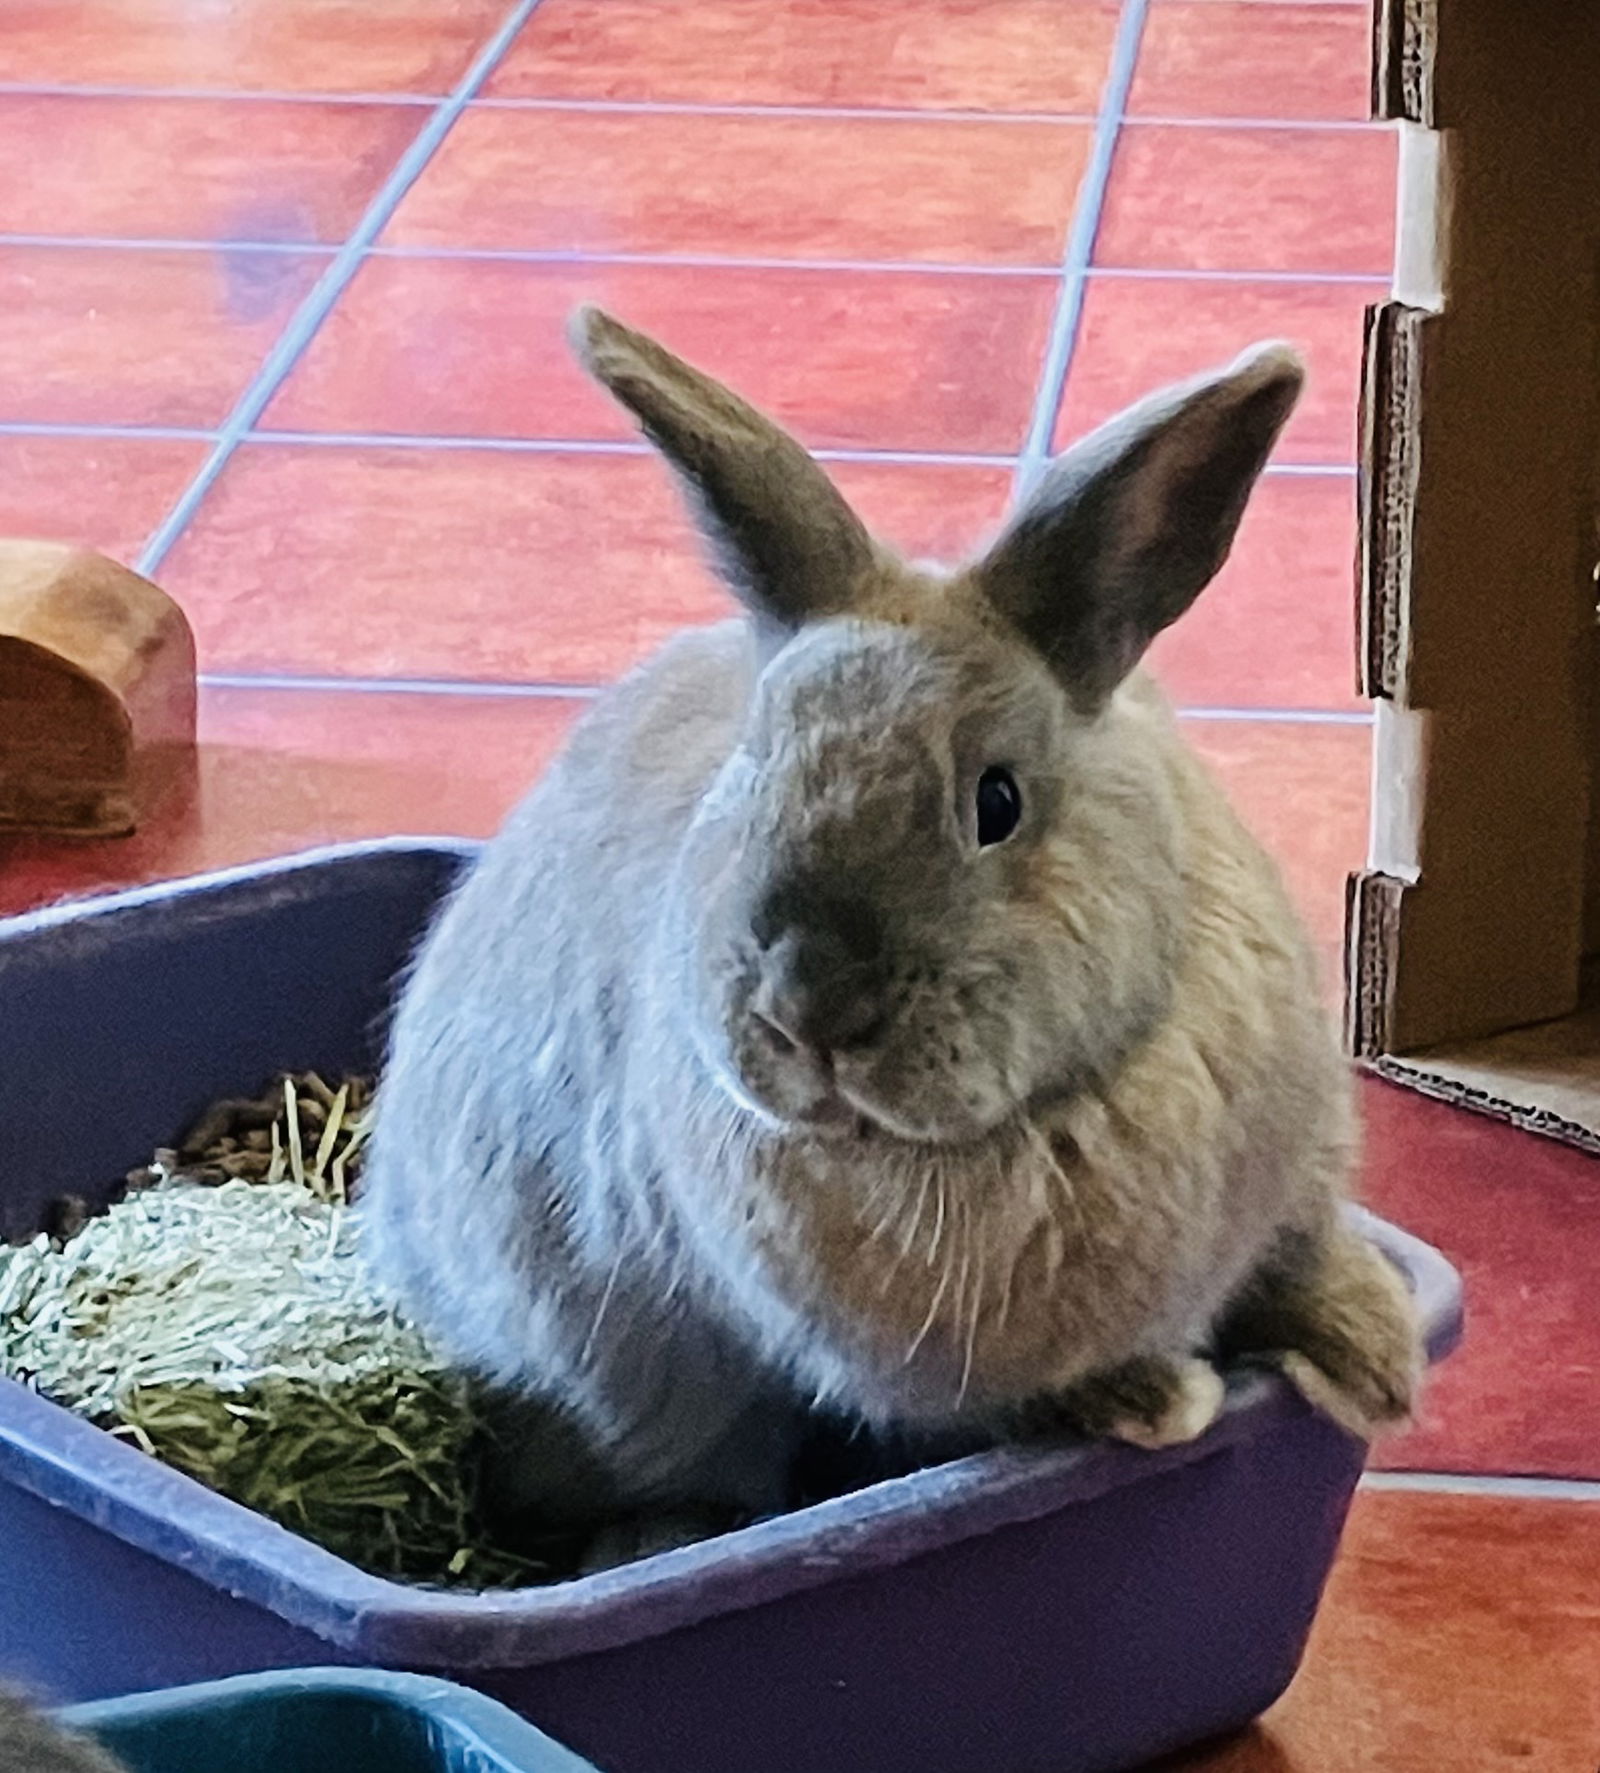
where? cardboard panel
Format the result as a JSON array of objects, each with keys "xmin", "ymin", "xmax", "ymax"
[{"xmin": 1353, "ymin": 0, "xmax": 1600, "ymax": 1070}]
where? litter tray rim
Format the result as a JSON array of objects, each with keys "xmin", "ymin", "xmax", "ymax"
[
  {"xmin": 0, "ymin": 833, "xmax": 481, "ymax": 943},
  {"xmin": 59, "ymin": 1665, "xmax": 598, "ymax": 1772},
  {"xmin": 0, "ymin": 840, "xmax": 1465, "ymax": 1671}
]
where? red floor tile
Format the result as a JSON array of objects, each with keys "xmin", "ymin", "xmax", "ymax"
[
  {"xmin": 1158, "ymin": 1489, "xmax": 1600, "ymax": 1771},
  {"xmin": 1362, "ymin": 1078, "xmax": 1600, "ymax": 1481},
  {"xmin": 487, "ymin": 0, "xmax": 1120, "ymax": 113},
  {"xmin": 1183, "ymin": 716, "xmax": 1368, "ymax": 966},
  {"xmin": 0, "ymin": 94, "xmax": 422, "ymax": 242},
  {"xmin": 158, "ymin": 445, "xmax": 1015, "ymax": 682},
  {"xmin": 1129, "ymin": 3, "xmax": 1373, "ymax": 121},
  {"xmin": 0, "ymin": 434, "xmax": 205, "ymax": 565},
  {"xmin": 267, "ymin": 257, "xmax": 1054, "ymax": 454},
  {"xmin": 0, "ymin": 685, "xmax": 582, "ymax": 920},
  {"xmin": 0, "ymin": 0, "xmax": 505, "ymax": 95},
  {"xmin": 1147, "ymin": 475, "xmax": 1359, "ymax": 712},
  {"xmin": 1097, "ymin": 124, "xmax": 1396, "ymax": 274},
  {"xmin": 1056, "ymin": 275, "xmax": 1383, "ymax": 465},
  {"xmin": 8, "ymin": 12, "xmax": 1592, "ymax": 1761},
  {"xmin": 385, "ymin": 108, "xmax": 1091, "ymax": 263},
  {"xmin": 0, "ymin": 245, "xmax": 324, "ymax": 427}
]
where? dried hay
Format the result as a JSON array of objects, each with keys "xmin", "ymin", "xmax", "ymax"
[{"xmin": 0, "ymin": 1075, "xmax": 545, "ymax": 1589}]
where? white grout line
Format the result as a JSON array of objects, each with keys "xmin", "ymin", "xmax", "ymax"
[
  {"xmin": 0, "ymin": 82, "xmax": 1390, "ymax": 132},
  {"xmin": 243, "ymin": 431, "xmax": 1018, "ymax": 468},
  {"xmin": 366, "ymin": 244, "xmax": 1065, "ymax": 276},
  {"xmin": 132, "ymin": 0, "xmax": 552, "ymax": 579},
  {"xmin": 0, "ymin": 234, "xmax": 336, "ymax": 255},
  {"xmin": 0, "ymin": 233, "xmax": 1391, "ymax": 285},
  {"xmin": 1086, "ymin": 265, "xmax": 1389, "ymax": 285},
  {"xmin": 0, "ymin": 422, "xmax": 216, "ymax": 441},
  {"xmin": 0, "ymin": 419, "xmax": 1357, "ymax": 479},
  {"xmin": 1362, "ymin": 1471, "xmax": 1600, "ymax": 1503},
  {"xmin": 1016, "ymin": 0, "xmax": 1150, "ymax": 481},
  {"xmin": 1177, "ymin": 707, "xmax": 1372, "ymax": 725},
  {"xmin": 196, "ymin": 673, "xmax": 1371, "ymax": 724},
  {"xmin": 469, "ymin": 95, "xmax": 1101, "ymax": 123},
  {"xmin": 1122, "ymin": 114, "xmax": 1389, "ymax": 132},
  {"xmin": 0, "ymin": 81, "xmax": 440, "ymax": 103},
  {"xmin": 199, "ymin": 673, "xmax": 599, "ymax": 700}
]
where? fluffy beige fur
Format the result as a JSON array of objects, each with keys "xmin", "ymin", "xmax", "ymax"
[{"xmin": 361, "ymin": 310, "xmax": 1420, "ymax": 1527}]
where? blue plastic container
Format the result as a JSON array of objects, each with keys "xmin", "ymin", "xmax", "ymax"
[
  {"xmin": 0, "ymin": 841, "xmax": 1463, "ymax": 1773},
  {"xmin": 61, "ymin": 1668, "xmax": 598, "ymax": 1772}
]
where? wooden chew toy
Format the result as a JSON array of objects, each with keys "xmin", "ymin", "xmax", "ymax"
[{"xmin": 0, "ymin": 541, "xmax": 196, "ymax": 837}]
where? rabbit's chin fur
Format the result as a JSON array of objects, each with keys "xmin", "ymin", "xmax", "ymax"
[{"xmin": 359, "ymin": 311, "xmax": 1421, "ymax": 1528}]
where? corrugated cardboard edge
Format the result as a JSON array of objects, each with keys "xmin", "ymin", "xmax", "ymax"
[
  {"xmin": 1357, "ymin": 303, "xmax": 1426, "ymax": 701},
  {"xmin": 1345, "ymin": 869, "xmax": 1404, "ymax": 1060},
  {"xmin": 1364, "ymin": 1055, "xmax": 1600, "ymax": 1157},
  {"xmin": 1372, "ymin": 0, "xmax": 1436, "ymax": 125}
]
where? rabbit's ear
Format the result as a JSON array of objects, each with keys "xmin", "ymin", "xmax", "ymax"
[
  {"xmin": 976, "ymin": 343, "xmax": 1303, "ymax": 711},
  {"xmin": 571, "ymin": 307, "xmax": 875, "ymax": 636}
]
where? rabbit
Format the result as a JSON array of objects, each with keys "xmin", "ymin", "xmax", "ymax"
[
  {"xmin": 360, "ymin": 307, "xmax": 1421, "ymax": 1532},
  {"xmin": 0, "ymin": 1692, "xmax": 126, "ymax": 1773}
]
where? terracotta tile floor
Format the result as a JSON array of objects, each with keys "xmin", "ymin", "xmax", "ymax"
[{"xmin": 2, "ymin": 2, "xmax": 1597, "ymax": 1766}]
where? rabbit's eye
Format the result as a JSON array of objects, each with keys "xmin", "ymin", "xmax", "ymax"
[{"xmin": 975, "ymin": 767, "xmax": 1022, "ymax": 847}]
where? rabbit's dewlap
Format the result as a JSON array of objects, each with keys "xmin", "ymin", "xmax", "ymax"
[{"xmin": 359, "ymin": 310, "xmax": 1421, "ymax": 1528}]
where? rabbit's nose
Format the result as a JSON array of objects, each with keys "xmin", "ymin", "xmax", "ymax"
[{"xmin": 753, "ymin": 930, "xmax": 888, "ymax": 1058}]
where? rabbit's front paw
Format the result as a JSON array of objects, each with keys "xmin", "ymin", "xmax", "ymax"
[
  {"xmin": 1275, "ymin": 1348, "xmax": 1411, "ymax": 1441},
  {"xmin": 1107, "ymin": 1358, "xmax": 1227, "ymax": 1449},
  {"xmin": 1218, "ymin": 1224, "xmax": 1423, "ymax": 1441},
  {"xmin": 1023, "ymin": 1354, "xmax": 1226, "ymax": 1451}
]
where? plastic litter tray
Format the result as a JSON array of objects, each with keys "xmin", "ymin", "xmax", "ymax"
[
  {"xmin": 0, "ymin": 841, "xmax": 1463, "ymax": 1773},
  {"xmin": 61, "ymin": 1668, "xmax": 597, "ymax": 1772}
]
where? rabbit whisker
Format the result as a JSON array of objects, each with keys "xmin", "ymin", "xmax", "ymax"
[
  {"xmin": 873, "ymin": 1165, "xmax": 931, "ymax": 1298},
  {"xmin": 694, "ymin": 1037, "xmax": 787, "ymax": 1132},
  {"xmin": 927, "ymin": 1168, "xmax": 947, "ymax": 1268},
  {"xmin": 905, "ymin": 1175, "xmax": 956, "ymax": 1368},
  {"xmin": 1025, "ymin": 1117, "xmax": 1090, "ymax": 1246},
  {"xmin": 995, "ymin": 1230, "xmax": 1019, "ymax": 1337},
  {"xmin": 863, "ymin": 1172, "xmax": 901, "ymax": 1244},
  {"xmin": 578, "ymin": 1245, "xmax": 627, "ymax": 1367},
  {"xmin": 898, "ymin": 1167, "xmax": 933, "ymax": 1261},
  {"xmin": 955, "ymin": 1196, "xmax": 984, "ymax": 1407}
]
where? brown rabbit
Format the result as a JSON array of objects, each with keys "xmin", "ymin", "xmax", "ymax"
[
  {"xmin": 0, "ymin": 1692, "xmax": 125, "ymax": 1773},
  {"xmin": 360, "ymin": 310, "xmax": 1421, "ymax": 1529}
]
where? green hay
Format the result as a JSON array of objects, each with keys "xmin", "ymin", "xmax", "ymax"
[{"xmin": 0, "ymin": 1076, "xmax": 544, "ymax": 1590}]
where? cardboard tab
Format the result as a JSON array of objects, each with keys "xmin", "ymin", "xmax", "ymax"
[
  {"xmin": 1372, "ymin": 0, "xmax": 1436, "ymax": 125},
  {"xmin": 1345, "ymin": 869, "xmax": 1406, "ymax": 1061},
  {"xmin": 1357, "ymin": 302, "xmax": 1427, "ymax": 703}
]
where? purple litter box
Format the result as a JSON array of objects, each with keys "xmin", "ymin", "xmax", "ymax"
[{"xmin": 0, "ymin": 842, "xmax": 1461, "ymax": 1773}]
